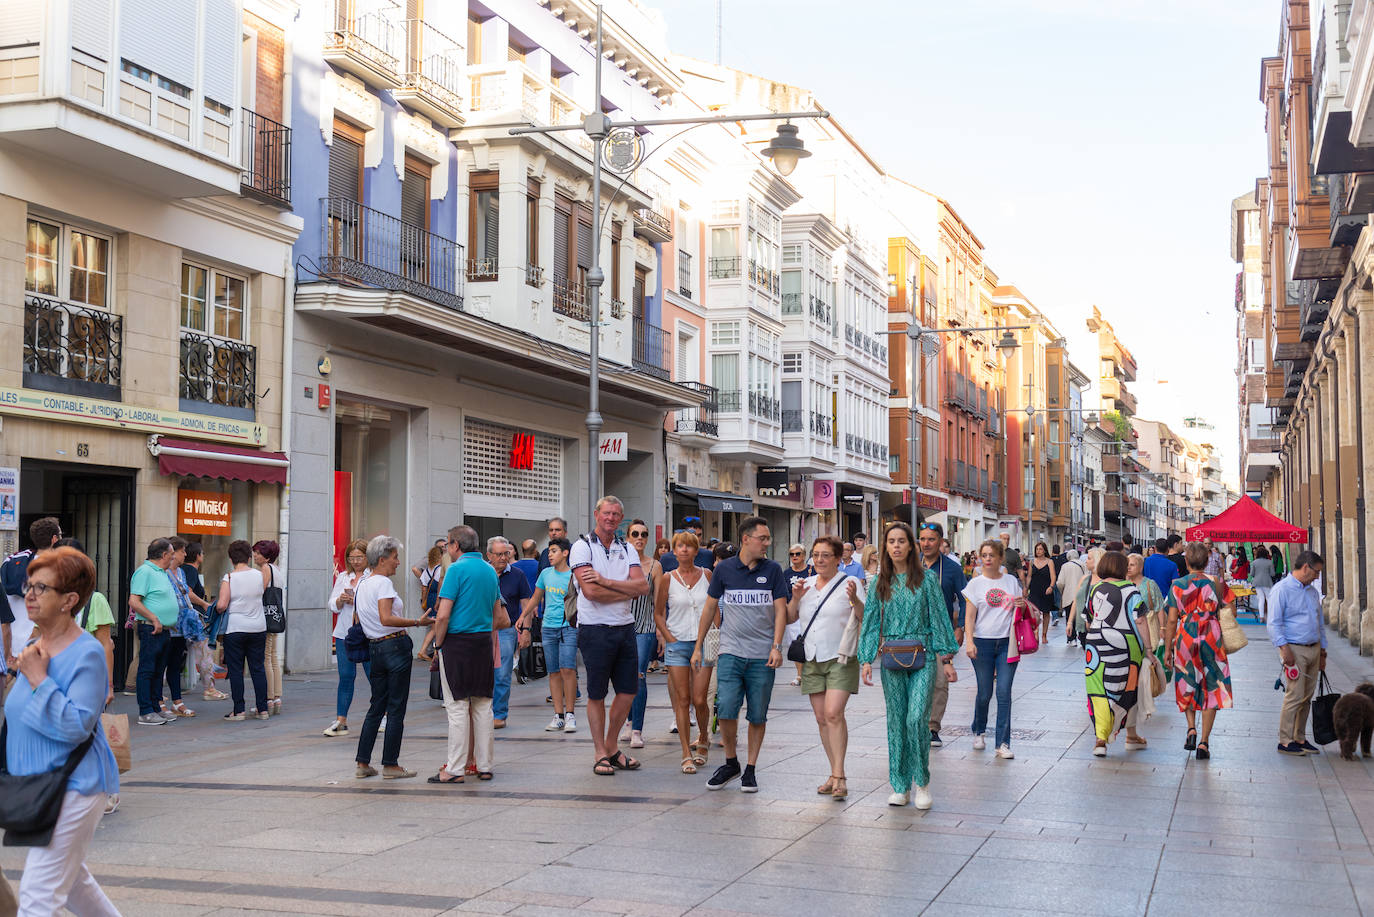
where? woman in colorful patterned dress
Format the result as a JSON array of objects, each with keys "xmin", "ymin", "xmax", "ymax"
[
  {"xmin": 1163, "ymin": 541, "xmax": 1238, "ymax": 761},
  {"xmin": 1083, "ymin": 551, "xmax": 1146, "ymax": 757},
  {"xmin": 857, "ymin": 523, "xmax": 959, "ymax": 810}
]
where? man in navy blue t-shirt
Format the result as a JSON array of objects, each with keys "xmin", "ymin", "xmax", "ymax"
[{"xmin": 691, "ymin": 516, "xmax": 789, "ymax": 793}]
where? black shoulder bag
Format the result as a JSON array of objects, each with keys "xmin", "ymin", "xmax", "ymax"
[
  {"xmin": 263, "ymin": 567, "xmax": 286, "ymax": 634},
  {"xmin": 0, "ymin": 719, "xmax": 99, "ymax": 846},
  {"xmin": 787, "ymin": 575, "xmax": 849, "ymax": 664}
]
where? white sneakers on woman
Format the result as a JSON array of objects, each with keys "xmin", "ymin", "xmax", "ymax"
[
  {"xmin": 912, "ymin": 785, "xmax": 933, "ymax": 810},
  {"xmin": 972, "ymin": 734, "xmax": 986, "ymax": 751},
  {"xmin": 887, "ymin": 791, "xmax": 909, "ymax": 806},
  {"xmin": 995, "ymin": 744, "xmax": 1015, "ymax": 759}
]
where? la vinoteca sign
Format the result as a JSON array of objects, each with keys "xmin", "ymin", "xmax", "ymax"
[{"xmin": 178, "ymin": 489, "xmax": 232, "ymax": 535}]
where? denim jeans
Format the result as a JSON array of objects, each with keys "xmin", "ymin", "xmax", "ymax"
[
  {"xmin": 356, "ymin": 633, "xmax": 413, "ymax": 767},
  {"xmin": 334, "ymin": 637, "xmax": 372, "ymax": 719},
  {"xmin": 492, "ymin": 627, "xmax": 517, "ymax": 721},
  {"xmin": 135, "ymin": 624, "xmax": 171, "ymax": 716},
  {"xmin": 970, "ymin": 636, "xmax": 1017, "ymax": 749},
  {"xmin": 630, "ymin": 631, "xmax": 657, "ymax": 731},
  {"xmin": 165, "ymin": 636, "xmax": 187, "ymax": 702},
  {"xmin": 222, "ymin": 630, "xmax": 268, "ymax": 716}
]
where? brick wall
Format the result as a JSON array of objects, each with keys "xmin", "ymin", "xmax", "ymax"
[{"xmin": 247, "ymin": 12, "xmax": 284, "ymax": 122}]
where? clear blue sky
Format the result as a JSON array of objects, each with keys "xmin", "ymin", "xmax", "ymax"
[{"xmin": 649, "ymin": 0, "xmax": 1275, "ymax": 486}]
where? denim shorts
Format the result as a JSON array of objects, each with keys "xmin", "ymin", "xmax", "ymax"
[
  {"xmin": 578, "ymin": 623, "xmax": 638, "ymax": 700},
  {"xmin": 542, "ymin": 625, "xmax": 579, "ymax": 673},
  {"xmin": 664, "ymin": 639, "xmax": 696, "ymax": 667},
  {"xmin": 715, "ymin": 653, "xmax": 776, "ymax": 725}
]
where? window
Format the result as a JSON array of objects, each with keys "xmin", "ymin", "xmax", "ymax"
[
  {"xmin": 329, "ymin": 119, "xmax": 364, "ymax": 202},
  {"xmin": 180, "ymin": 263, "xmax": 247, "ymax": 341},
  {"xmin": 402, "ymin": 157, "xmax": 431, "ymax": 282},
  {"xmin": 633, "ymin": 268, "xmax": 647, "ymax": 320},
  {"xmin": 711, "ymin": 321, "xmax": 739, "ymax": 346},
  {"xmin": 712, "ymin": 354, "xmax": 739, "ymax": 405},
  {"xmin": 25, "ymin": 218, "xmax": 111, "ymax": 307},
  {"xmin": 526, "ymin": 178, "xmax": 540, "ymax": 271},
  {"xmin": 469, "ymin": 171, "xmax": 499, "ymax": 279},
  {"xmin": 678, "ymin": 250, "xmax": 693, "ymax": 298},
  {"xmin": 783, "ymin": 351, "xmax": 802, "ymax": 374},
  {"xmin": 712, "ymin": 199, "xmax": 740, "ymax": 220},
  {"xmin": 783, "ymin": 243, "xmax": 802, "ymax": 266}
]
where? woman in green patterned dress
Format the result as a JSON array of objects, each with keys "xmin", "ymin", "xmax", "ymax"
[{"xmin": 858, "ymin": 522, "xmax": 959, "ymax": 810}]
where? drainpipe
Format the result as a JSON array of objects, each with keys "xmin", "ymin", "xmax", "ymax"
[{"xmin": 277, "ymin": 20, "xmax": 296, "ymax": 671}]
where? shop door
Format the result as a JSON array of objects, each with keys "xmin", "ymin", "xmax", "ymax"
[{"xmin": 62, "ymin": 475, "xmax": 135, "ymax": 678}]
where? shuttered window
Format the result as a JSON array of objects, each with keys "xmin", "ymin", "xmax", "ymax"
[
  {"xmin": 554, "ymin": 193, "xmax": 572, "ymax": 281},
  {"xmin": 401, "ymin": 160, "xmax": 429, "ymax": 230},
  {"xmin": 633, "ymin": 268, "xmax": 646, "ymax": 320},
  {"xmin": 328, "ymin": 123, "xmax": 363, "ymax": 202},
  {"xmin": 469, "ymin": 171, "xmax": 498, "ymax": 278}
]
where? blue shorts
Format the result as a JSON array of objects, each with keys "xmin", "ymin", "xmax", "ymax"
[
  {"xmin": 542, "ymin": 625, "xmax": 579, "ymax": 673},
  {"xmin": 579, "ymin": 623, "xmax": 638, "ymax": 701},
  {"xmin": 715, "ymin": 653, "xmax": 776, "ymax": 725},
  {"xmin": 664, "ymin": 639, "xmax": 696, "ymax": 667}
]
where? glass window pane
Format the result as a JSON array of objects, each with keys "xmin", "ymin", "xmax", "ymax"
[
  {"xmin": 214, "ymin": 273, "xmax": 244, "ymax": 340},
  {"xmin": 69, "ymin": 231, "xmax": 109, "ymax": 307},
  {"xmin": 25, "ymin": 220, "xmax": 59, "ymax": 295},
  {"xmin": 181, "ymin": 264, "xmax": 207, "ymax": 330}
]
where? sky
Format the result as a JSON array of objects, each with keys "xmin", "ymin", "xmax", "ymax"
[{"xmin": 647, "ymin": 0, "xmax": 1276, "ymax": 488}]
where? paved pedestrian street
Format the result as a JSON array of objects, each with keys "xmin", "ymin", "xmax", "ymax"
[{"xmin": 7, "ymin": 621, "xmax": 1373, "ymax": 917}]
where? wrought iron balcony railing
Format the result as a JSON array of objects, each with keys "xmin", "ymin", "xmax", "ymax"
[
  {"xmin": 781, "ymin": 292, "xmax": 802, "ymax": 315},
  {"xmin": 810, "ymin": 296, "xmax": 830, "ymax": 325},
  {"xmin": 718, "ymin": 389, "xmax": 742, "ymax": 413},
  {"xmin": 748, "ymin": 391, "xmax": 780, "ymax": 421},
  {"xmin": 320, "ymin": 197, "xmax": 464, "ymax": 310},
  {"xmin": 635, "ymin": 206, "xmax": 672, "ymax": 239},
  {"xmin": 240, "ymin": 108, "xmax": 291, "ymax": 206},
  {"xmin": 466, "ymin": 257, "xmax": 498, "ymax": 282},
  {"xmin": 400, "ymin": 20, "xmax": 464, "ymax": 118},
  {"xmin": 552, "ymin": 277, "xmax": 588, "ymax": 322},
  {"xmin": 632, "ymin": 318, "xmax": 670, "ymax": 381},
  {"xmin": 748, "ymin": 260, "xmax": 780, "ymax": 294},
  {"xmin": 23, "ymin": 294, "xmax": 122, "ymax": 399},
  {"xmin": 324, "ymin": 4, "xmax": 401, "ymax": 77},
  {"xmin": 782, "ymin": 409, "xmax": 804, "ymax": 432},
  {"xmin": 525, "ymin": 263, "xmax": 544, "ymax": 287},
  {"xmin": 179, "ymin": 331, "xmax": 256, "ymax": 410},
  {"xmin": 675, "ymin": 381, "xmax": 719, "ymax": 437},
  {"xmin": 810, "ymin": 411, "xmax": 832, "ymax": 438},
  {"xmin": 709, "ymin": 256, "xmax": 741, "ymax": 280}
]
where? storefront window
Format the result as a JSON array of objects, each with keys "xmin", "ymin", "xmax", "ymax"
[
  {"xmin": 174, "ymin": 477, "xmax": 254, "ymax": 587},
  {"xmin": 335, "ymin": 400, "xmax": 408, "ymax": 550}
]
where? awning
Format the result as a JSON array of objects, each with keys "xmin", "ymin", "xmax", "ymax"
[
  {"xmin": 1183, "ymin": 495, "xmax": 1307, "ymax": 544},
  {"xmin": 671, "ymin": 485, "xmax": 752, "ymax": 514},
  {"xmin": 149, "ymin": 436, "xmax": 289, "ymax": 486}
]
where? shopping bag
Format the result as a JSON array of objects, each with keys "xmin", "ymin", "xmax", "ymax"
[
  {"xmin": 428, "ymin": 652, "xmax": 443, "ymax": 701},
  {"xmin": 100, "ymin": 713, "xmax": 131, "ymax": 774},
  {"xmin": 1312, "ymin": 672, "xmax": 1340, "ymax": 747}
]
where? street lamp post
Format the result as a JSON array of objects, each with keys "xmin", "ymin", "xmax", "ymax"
[
  {"xmin": 510, "ymin": 5, "xmax": 828, "ymax": 531},
  {"xmin": 885, "ymin": 325, "xmax": 1024, "ymax": 540}
]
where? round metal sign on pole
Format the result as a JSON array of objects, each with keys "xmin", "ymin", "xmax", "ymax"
[{"xmin": 603, "ymin": 128, "xmax": 643, "ymax": 172}]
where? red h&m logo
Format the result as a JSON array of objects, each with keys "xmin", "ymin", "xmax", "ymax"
[{"xmin": 509, "ymin": 433, "xmax": 535, "ymax": 470}]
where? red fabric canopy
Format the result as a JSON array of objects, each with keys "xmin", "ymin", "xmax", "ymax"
[
  {"xmin": 154, "ymin": 437, "xmax": 289, "ymax": 486},
  {"xmin": 1184, "ymin": 495, "xmax": 1307, "ymax": 544}
]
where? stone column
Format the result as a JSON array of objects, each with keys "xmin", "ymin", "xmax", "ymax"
[
  {"xmin": 1355, "ymin": 294, "xmax": 1374, "ymax": 655},
  {"xmin": 1336, "ymin": 323, "xmax": 1360, "ymax": 642}
]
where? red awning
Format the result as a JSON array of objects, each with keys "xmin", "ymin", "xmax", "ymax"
[
  {"xmin": 151, "ymin": 437, "xmax": 289, "ymax": 486},
  {"xmin": 1184, "ymin": 495, "xmax": 1307, "ymax": 544}
]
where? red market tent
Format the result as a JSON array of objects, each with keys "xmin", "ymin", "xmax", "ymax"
[{"xmin": 1184, "ymin": 495, "xmax": 1307, "ymax": 544}]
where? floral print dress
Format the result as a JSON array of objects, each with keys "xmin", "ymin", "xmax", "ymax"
[{"xmin": 1165, "ymin": 574, "xmax": 1236, "ymax": 712}]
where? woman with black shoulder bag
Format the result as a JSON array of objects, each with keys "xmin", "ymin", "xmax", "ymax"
[
  {"xmin": 857, "ymin": 522, "xmax": 958, "ymax": 810},
  {"xmin": 786, "ymin": 534, "xmax": 863, "ymax": 800},
  {"xmin": 2, "ymin": 546, "xmax": 120, "ymax": 915}
]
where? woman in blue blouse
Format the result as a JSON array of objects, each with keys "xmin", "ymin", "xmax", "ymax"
[{"xmin": 4, "ymin": 546, "xmax": 120, "ymax": 916}]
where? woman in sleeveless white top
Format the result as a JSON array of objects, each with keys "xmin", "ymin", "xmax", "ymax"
[{"xmin": 654, "ymin": 535, "xmax": 714, "ymax": 773}]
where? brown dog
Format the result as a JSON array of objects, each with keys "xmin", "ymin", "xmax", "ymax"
[{"xmin": 1332, "ymin": 682, "xmax": 1374, "ymax": 760}]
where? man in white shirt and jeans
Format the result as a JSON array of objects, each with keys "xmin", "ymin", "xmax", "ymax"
[{"xmin": 570, "ymin": 496, "xmax": 649, "ymax": 776}]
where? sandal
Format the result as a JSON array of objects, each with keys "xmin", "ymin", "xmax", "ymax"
[
  {"xmin": 1195, "ymin": 742, "xmax": 1210, "ymax": 761},
  {"xmin": 593, "ymin": 756, "xmax": 616, "ymax": 776},
  {"xmin": 692, "ymin": 750, "xmax": 707, "ymax": 767},
  {"xmin": 681, "ymin": 757, "xmax": 697, "ymax": 775},
  {"xmin": 477, "ymin": 772, "xmax": 493, "ymax": 781},
  {"xmin": 464, "ymin": 763, "xmax": 478, "ymax": 776},
  {"xmin": 202, "ymin": 688, "xmax": 229, "ymax": 701},
  {"xmin": 818, "ymin": 776, "xmax": 837, "ymax": 795},
  {"xmin": 427, "ymin": 772, "xmax": 463, "ymax": 784},
  {"xmin": 170, "ymin": 701, "xmax": 196, "ymax": 717},
  {"xmin": 1184, "ymin": 728, "xmax": 1198, "ymax": 751},
  {"xmin": 607, "ymin": 750, "xmax": 641, "ymax": 771},
  {"xmin": 831, "ymin": 777, "xmax": 848, "ymax": 800}
]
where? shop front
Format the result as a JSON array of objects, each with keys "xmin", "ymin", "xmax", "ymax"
[{"xmin": 671, "ymin": 485, "xmax": 753, "ymax": 546}]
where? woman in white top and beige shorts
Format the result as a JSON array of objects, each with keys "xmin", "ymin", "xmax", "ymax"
[{"xmin": 654, "ymin": 532, "xmax": 712, "ymax": 773}]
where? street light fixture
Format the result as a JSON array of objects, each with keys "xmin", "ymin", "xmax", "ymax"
[{"xmin": 510, "ymin": 5, "xmax": 828, "ymax": 531}]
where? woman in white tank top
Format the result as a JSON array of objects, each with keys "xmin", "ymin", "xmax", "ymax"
[{"xmin": 654, "ymin": 534, "xmax": 713, "ymax": 774}]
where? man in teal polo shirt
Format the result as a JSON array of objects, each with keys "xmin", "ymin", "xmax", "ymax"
[
  {"xmin": 130, "ymin": 538, "xmax": 180, "ymax": 725},
  {"xmin": 431, "ymin": 525, "xmax": 504, "ymax": 782}
]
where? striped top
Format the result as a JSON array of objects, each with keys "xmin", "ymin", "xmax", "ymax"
[{"xmin": 631, "ymin": 558, "xmax": 659, "ymax": 634}]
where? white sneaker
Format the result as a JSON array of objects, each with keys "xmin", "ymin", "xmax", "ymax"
[
  {"xmin": 972, "ymin": 734, "xmax": 986, "ymax": 751},
  {"xmin": 563, "ymin": 712, "xmax": 577, "ymax": 733},
  {"xmin": 996, "ymin": 744, "xmax": 1015, "ymax": 759},
  {"xmin": 619, "ymin": 724, "xmax": 631, "ymax": 742},
  {"xmin": 546, "ymin": 716, "xmax": 565, "ymax": 732},
  {"xmin": 104, "ymin": 794, "xmax": 120, "ymax": 815},
  {"xmin": 913, "ymin": 785, "xmax": 933, "ymax": 810},
  {"xmin": 1092, "ymin": 743, "xmax": 1107, "ymax": 757},
  {"xmin": 630, "ymin": 730, "xmax": 644, "ymax": 749},
  {"xmin": 887, "ymin": 791, "xmax": 909, "ymax": 807},
  {"xmin": 323, "ymin": 720, "xmax": 348, "ymax": 737}
]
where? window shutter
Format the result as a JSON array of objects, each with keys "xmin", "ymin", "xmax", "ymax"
[
  {"xmin": 329, "ymin": 134, "xmax": 362, "ymax": 202},
  {"xmin": 483, "ymin": 195, "xmax": 500, "ymax": 254},
  {"xmin": 401, "ymin": 170, "xmax": 428, "ymax": 228},
  {"xmin": 576, "ymin": 214, "xmax": 592, "ymax": 271},
  {"xmin": 554, "ymin": 195, "xmax": 571, "ymax": 278}
]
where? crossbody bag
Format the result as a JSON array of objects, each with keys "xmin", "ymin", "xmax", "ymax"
[
  {"xmin": 0, "ymin": 719, "xmax": 98, "ymax": 847},
  {"xmin": 787, "ymin": 574, "xmax": 849, "ymax": 664},
  {"xmin": 876, "ymin": 584, "xmax": 926, "ymax": 672}
]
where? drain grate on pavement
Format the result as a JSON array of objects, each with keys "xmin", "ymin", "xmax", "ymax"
[{"xmin": 938, "ymin": 726, "xmax": 1048, "ymax": 741}]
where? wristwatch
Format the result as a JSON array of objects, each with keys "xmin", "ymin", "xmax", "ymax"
[{"xmin": 772, "ymin": 642, "xmax": 782, "ymax": 651}]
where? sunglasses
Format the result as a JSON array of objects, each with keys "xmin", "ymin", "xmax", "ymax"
[
  {"xmin": 628, "ymin": 530, "xmax": 649, "ymax": 538},
  {"xmin": 789, "ymin": 551, "xmax": 803, "ymax": 556},
  {"xmin": 919, "ymin": 524, "xmax": 939, "ymax": 531}
]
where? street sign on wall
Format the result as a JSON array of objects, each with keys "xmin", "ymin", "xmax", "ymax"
[{"xmin": 598, "ymin": 432, "xmax": 628, "ymax": 461}]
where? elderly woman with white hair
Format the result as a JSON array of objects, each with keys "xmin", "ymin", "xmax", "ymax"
[
  {"xmin": 1067, "ymin": 547, "xmax": 1105, "ymax": 648},
  {"xmin": 1055, "ymin": 548, "xmax": 1087, "ymax": 641},
  {"xmin": 353, "ymin": 535, "xmax": 431, "ymax": 780}
]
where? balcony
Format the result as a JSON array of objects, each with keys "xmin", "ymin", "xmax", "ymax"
[
  {"xmin": 468, "ymin": 62, "xmax": 542, "ymax": 124},
  {"xmin": 944, "ymin": 372, "xmax": 979, "ymax": 414},
  {"xmin": 675, "ymin": 382, "xmax": 719, "ymax": 443},
  {"xmin": 552, "ymin": 277, "xmax": 588, "ymax": 322},
  {"xmin": 320, "ymin": 198, "xmax": 464, "ymax": 311},
  {"xmin": 810, "ymin": 411, "xmax": 832, "ymax": 438},
  {"xmin": 1105, "ymin": 493, "xmax": 1141, "ymax": 519},
  {"xmin": 782, "ymin": 409, "xmax": 804, "ymax": 432},
  {"xmin": 748, "ymin": 391, "xmax": 781, "ymax": 423},
  {"xmin": 394, "ymin": 21, "xmax": 465, "ymax": 129},
  {"xmin": 525, "ymin": 264, "xmax": 544, "ymax": 288},
  {"xmin": 635, "ymin": 206, "xmax": 672, "ymax": 243},
  {"xmin": 610, "ymin": 298, "xmax": 626, "ymax": 320},
  {"xmin": 324, "ymin": 3, "xmax": 402, "ymax": 89},
  {"xmin": 22, "ymin": 295, "xmax": 122, "ymax": 400},
  {"xmin": 466, "ymin": 257, "xmax": 498, "ymax": 283},
  {"xmin": 748, "ymin": 260, "xmax": 780, "ymax": 295},
  {"xmin": 239, "ymin": 109, "xmax": 291, "ymax": 207},
  {"xmin": 179, "ymin": 332, "xmax": 256, "ymax": 417},
  {"xmin": 718, "ymin": 390, "xmax": 742, "ymax": 413},
  {"xmin": 710, "ymin": 256, "xmax": 742, "ymax": 280},
  {"xmin": 782, "ymin": 292, "xmax": 803, "ymax": 315},
  {"xmin": 810, "ymin": 296, "xmax": 831, "ymax": 326},
  {"xmin": 1115, "ymin": 387, "xmax": 1138, "ymax": 416},
  {"xmin": 985, "ymin": 410, "xmax": 1001, "ymax": 437},
  {"xmin": 632, "ymin": 318, "xmax": 670, "ymax": 381}
]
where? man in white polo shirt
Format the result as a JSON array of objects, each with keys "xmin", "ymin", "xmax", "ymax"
[{"xmin": 569, "ymin": 495, "xmax": 649, "ymax": 776}]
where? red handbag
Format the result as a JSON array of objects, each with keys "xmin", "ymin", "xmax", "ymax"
[{"xmin": 1013, "ymin": 604, "xmax": 1039, "ymax": 656}]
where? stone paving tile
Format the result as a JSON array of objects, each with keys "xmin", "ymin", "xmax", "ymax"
[
  {"xmin": 693, "ymin": 882, "xmax": 930, "ymax": 917},
  {"xmin": 1144, "ymin": 893, "xmax": 1361, "ymax": 917}
]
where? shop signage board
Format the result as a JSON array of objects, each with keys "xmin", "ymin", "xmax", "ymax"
[
  {"xmin": 813, "ymin": 479, "xmax": 836, "ymax": 509},
  {"xmin": 756, "ymin": 466, "xmax": 792, "ymax": 497},
  {"xmin": 0, "ymin": 387, "xmax": 263, "ymax": 446},
  {"xmin": 0, "ymin": 467, "xmax": 16, "ymax": 530},
  {"xmin": 598, "ymin": 432, "xmax": 628, "ymax": 461},
  {"xmin": 177, "ymin": 489, "xmax": 233, "ymax": 535},
  {"xmin": 917, "ymin": 491, "xmax": 948, "ymax": 512}
]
